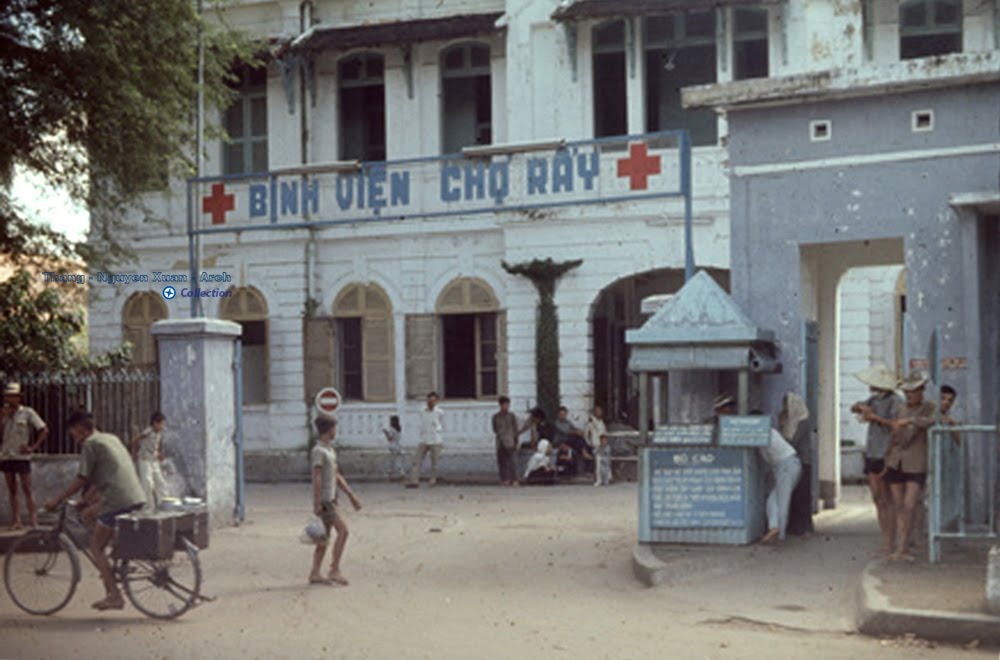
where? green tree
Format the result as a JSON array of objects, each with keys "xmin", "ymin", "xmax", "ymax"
[
  {"xmin": 1, "ymin": 0, "xmax": 259, "ymax": 269},
  {"xmin": 1, "ymin": 0, "xmax": 258, "ymax": 368}
]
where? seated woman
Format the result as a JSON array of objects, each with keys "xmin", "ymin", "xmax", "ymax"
[{"xmin": 523, "ymin": 440, "xmax": 556, "ymax": 485}]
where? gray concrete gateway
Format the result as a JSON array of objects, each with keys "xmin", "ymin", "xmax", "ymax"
[{"xmin": 685, "ymin": 54, "xmax": 1000, "ymax": 514}]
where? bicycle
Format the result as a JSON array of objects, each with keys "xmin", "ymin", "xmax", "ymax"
[{"xmin": 3, "ymin": 502, "xmax": 207, "ymax": 619}]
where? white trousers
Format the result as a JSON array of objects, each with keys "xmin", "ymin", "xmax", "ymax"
[
  {"xmin": 138, "ymin": 459, "xmax": 171, "ymax": 512},
  {"xmin": 766, "ymin": 455, "xmax": 802, "ymax": 540}
]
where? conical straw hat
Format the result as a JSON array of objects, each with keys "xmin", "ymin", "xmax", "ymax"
[{"xmin": 855, "ymin": 364, "xmax": 897, "ymax": 391}]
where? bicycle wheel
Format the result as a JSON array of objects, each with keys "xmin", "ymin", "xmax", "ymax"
[
  {"xmin": 121, "ymin": 539, "xmax": 202, "ymax": 619},
  {"xmin": 4, "ymin": 531, "xmax": 81, "ymax": 615}
]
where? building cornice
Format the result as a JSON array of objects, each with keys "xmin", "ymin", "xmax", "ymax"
[{"xmin": 683, "ymin": 50, "xmax": 1000, "ymax": 111}]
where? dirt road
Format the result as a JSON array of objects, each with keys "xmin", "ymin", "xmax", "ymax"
[{"xmin": 0, "ymin": 482, "xmax": 990, "ymax": 659}]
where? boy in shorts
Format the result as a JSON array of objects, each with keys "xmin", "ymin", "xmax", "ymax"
[
  {"xmin": 45, "ymin": 410, "xmax": 145, "ymax": 610},
  {"xmin": 309, "ymin": 415, "xmax": 361, "ymax": 586}
]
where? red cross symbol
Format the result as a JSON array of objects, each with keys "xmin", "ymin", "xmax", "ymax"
[
  {"xmin": 616, "ymin": 142, "xmax": 661, "ymax": 191},
  {"xmin": 202, "ymin": 183, "xmax": 235, "ymax": 225}
]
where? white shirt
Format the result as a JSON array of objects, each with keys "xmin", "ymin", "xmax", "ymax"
[
  {"xmin": 759, "ymin": 428, "xmax": 797, "ymax": 467},
  {"xmin": 585, "ymin": 416, "xmax": 607, "ymax": 448},
  {"xmin": 420, "ymin": 407, "xmax": 444, "ymax": 445}
]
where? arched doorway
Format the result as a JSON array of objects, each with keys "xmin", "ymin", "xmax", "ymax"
[{"xmin": 590, "ymin": 268, "xmax": 729, "ymax": 426}]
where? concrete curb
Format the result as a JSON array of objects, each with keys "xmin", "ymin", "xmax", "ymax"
[
  {"xmin": 856, "ymin": 561, "xmax": 1000, "ymax": 646},
  {"xmin": 632, "ymin": 544, "xmax": 670, "ymax": 587}
]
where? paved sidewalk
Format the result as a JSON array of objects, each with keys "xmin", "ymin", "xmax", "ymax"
[{"xmin": 857, "ymin": 544, "xmax": 1000, "ymax": 646}]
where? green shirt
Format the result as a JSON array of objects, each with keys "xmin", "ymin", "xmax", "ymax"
[{"xmin": 78, "ymin": 431, "xmax": 146, "ymax": 514}]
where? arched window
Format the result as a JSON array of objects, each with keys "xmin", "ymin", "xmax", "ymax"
[
  {"xmin": 899, "ymin": 0, "xmax": 962, "ymax": 60},
  {"xmin": 644, "ymin": 11, "xmax": 718, "ymax": 145},
  {"xmin": 339, "ymin": 53, "xmax": 386, "ymax": 161},
  {"xmin": 437, "ymin": 278, "xmax": 502, "ymax": 399},
  {"xmin": 441, "ymin": 42, "xmax": 492, "ymax": 153},
  {"xmin": 332, "ymin": 283, "xmax": 395, "ymax": 402},
  {"xmin": 220, "ymin": 287, "xmax": 269, "ymax": 404},
  {"xmin": 592, "ymin": 20, "xmax": 627, "ymax": 138},
  {"xmin": 121, "ymin": 292, "xmax": 168, "ymax": 366}
]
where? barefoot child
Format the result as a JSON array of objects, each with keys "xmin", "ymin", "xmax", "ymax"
[
  {"xmin": 309, "ymin": 415, "xmax": 361, "ymax": 586},
  {"xmin": 130, "ymin": 412, "xmax": 171, "ymax": 513}
]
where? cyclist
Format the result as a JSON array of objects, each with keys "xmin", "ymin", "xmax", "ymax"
[{"xmin": 44, "ymin": 410, "xmax": 145, "ymax": 611}]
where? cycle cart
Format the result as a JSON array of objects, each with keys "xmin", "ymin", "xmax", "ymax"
[{"xmin": 3, "ymin": 502, "xmax": 210, "ymax": 619}]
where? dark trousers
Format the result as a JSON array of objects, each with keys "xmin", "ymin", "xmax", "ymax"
[{"xmin": 496, "ymin": 446, "xmax": 518, "ymax": 482}]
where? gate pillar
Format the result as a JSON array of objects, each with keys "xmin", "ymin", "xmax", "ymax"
[{"xmin": 152, "ymin": 318, "xmax": 241, "ymax": 527}]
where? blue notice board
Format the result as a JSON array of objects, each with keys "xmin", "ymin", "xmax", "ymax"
[
  {"xmin": 652, "ymin": 424, "xmax": 715, "ymax": 445},
  {"xmin": 718, "ymin": 415, "xmax": 772, "ymax": 447},
  {"xmin": 649, "ymin": 448, "xmax": 745, "ymax": 528}
]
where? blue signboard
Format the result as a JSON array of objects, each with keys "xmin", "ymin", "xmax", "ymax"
[
  {"xmin": 188, "ymin": 131, "xmax": 689, "ymax": 235},
  {"xmin": 652, "ymin": 424, "xmax": 715, "ymax": 445},
  {"xmin": 649, "ymin": 448, "xmax": 745, "ymax": 528},
  {"xmin": 718, "ymin": 415, "xmax": 772, "ymax": 448}
]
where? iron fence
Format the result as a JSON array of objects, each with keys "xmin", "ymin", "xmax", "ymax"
[
  {"xmin": 2, "ymin": 368, "xmax": 160, "ymax": 454},
  {"xmin": 928, "ymin": 424, "xmax": 999, "ymax": 563}
]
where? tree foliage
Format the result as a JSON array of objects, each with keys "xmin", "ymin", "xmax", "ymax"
[
  {"xmin": 1, "ymin": 0, "xmax": 260, "ymax": 270},
  {"xmin": 0, "ymin": 268, "xmax": 132, "ymax": 372},
  {"xmin": 1, "ymin": 0, "xmax": 259, "ymax": 368}
]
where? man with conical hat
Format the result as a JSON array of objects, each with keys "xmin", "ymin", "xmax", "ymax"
[
  {"xmin": 1, "ymin": 383, "xmax": 49, "ymax": 529},
  {"xmin": 883, "ymin": 370, "xmax": 936, "ymax": 562},
  {"xmin": 850, "ymin": 364, "xmax": 901, "ymax": 557}
]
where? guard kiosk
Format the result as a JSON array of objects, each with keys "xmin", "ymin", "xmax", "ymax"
[{"xmin": 626, "ymin": 271, "xmax": 781, "ymax": 545}]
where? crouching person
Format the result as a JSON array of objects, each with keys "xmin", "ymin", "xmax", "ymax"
[
  {"xmin": 310, "ymin": 415, "xmax": 362, "ymax": 586},
  {"xmin": 45, "ymin": 410, "xmax": 145, "ymax": 610}
]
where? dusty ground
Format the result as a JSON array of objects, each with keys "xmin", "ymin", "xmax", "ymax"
[{"xmin": 0, "ymin": 482, "xmax": 993, "ymax": 659}]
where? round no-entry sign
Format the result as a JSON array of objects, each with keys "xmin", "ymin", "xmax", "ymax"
[{"xmin": 314, "ymin": 387, "xmax": 341, "ymax": 415}]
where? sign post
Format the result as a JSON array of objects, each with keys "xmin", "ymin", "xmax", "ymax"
[{"xmin": 314, "ymin": 387, "xmax": 341, "ymax": 416}]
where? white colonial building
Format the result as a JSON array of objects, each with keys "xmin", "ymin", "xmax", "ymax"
[{"xmin": 87, "ymin": 0, "xmax": 998, "ymax": 480}]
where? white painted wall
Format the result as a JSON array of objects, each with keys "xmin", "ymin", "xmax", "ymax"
[
  {"xmin": 88, "ymin": 0, "xmax": 999, "ymax": 471},
  {"xmin": 838, "ymin": 265, "xmax": 903, "ymax": 451}
]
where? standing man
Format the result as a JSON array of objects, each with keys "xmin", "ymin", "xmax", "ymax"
[
  {"xmin": 408, "ymin": 392, "xmax": 444, "ymax": 488},
  {"xmin": 492, "ymin": 396, "xmax": 519, "ymax": 487},
  {"xmin": 1, "ymin": 383, "xmax": 48, "ymax": 529},
  {"xmin": 883, "ymin": 371, "xmax": 936, "ymax": 562},
  {"xmin": 850, "ymin": 364, "xmax": 901, "ymax": 558},
  {"xmin": 45, "ymin": 410, "xmax": 145, "ymax": 610}
]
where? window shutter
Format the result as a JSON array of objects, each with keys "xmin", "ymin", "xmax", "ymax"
[
  {"xmin": 363, "ymin": 316, "xmax": 394, "ymax": 402},
  {"xmin": 303, "ymin": 317, "xmax": 336, "ymax": 403},
  {"xmin": 406, "ymin": 314, "xmax": 438, "ymax": 399},
  {"xmin": 497, "ymin": 311, "xmax": 508, "ymax": 395}
]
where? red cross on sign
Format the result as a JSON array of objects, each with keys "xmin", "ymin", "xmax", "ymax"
[
  {"xmin": 616, "ymin": 142, "xmax": 661, "ymax": 191},
  {"xmin": 202, "ymin": 183, "xmax": 235, "ymax": 225},
  {"xmin": 314, "ymin": 387, "xmax": 341, "ymax": 415}
]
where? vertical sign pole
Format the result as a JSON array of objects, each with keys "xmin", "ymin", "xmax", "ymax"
[
  {"xmin": 194, "ymin": 0, "xmax": 205, "ymax": 318},
  {"xmin": 681, "ymin": 130, "xmax": 695, "ymax": 282},
  {"xmin": 187, "ymin": 179, "xmax": 198, "ymax": 318}
]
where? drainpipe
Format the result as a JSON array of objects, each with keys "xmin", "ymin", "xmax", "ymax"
[{"xmin": 300, "ymin": 0, "xmax": 318, "ymax": 440}]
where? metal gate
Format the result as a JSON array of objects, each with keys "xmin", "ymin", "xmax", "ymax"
[
  {"xmin": 928, "ymin": 424, "xmax": 999, "ymax": 562},
  {"xmin": 2, "ymin": 368, "xmax": 160, "ymax": 453}
]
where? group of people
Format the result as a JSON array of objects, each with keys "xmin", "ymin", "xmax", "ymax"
[
  {"xmin": 382, "ymin": 392, "xmax": 614, "ymax": 489},
  {"xmin": 852, "ymin": 365, "xmax": 956, "ymax": 562},
  {"xmin": 2, "ymin": 380, "xmax": 180, "ymax": 610}
]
